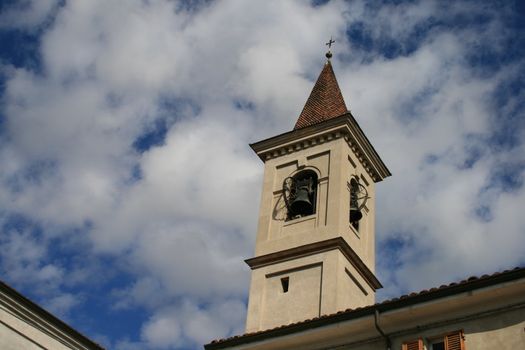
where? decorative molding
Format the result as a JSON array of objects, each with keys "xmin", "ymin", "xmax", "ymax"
[
  {"xmin": 250, "ymin": 114, "xmax": 391, "ymax": 183},
  {"xmin": 0, "ymin": 281, "xmax": 104, "ymax": 349},
  {"xmin": 345, "ymin": 267, "xmax": 369, "ymax": 296},
  {"xmin": 245, "ymin": 237, "xmax": 382, "ymax": 291}
]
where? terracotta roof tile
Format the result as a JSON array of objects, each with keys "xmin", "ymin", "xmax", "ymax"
[{"xmin": 294, "ymin": 61, "xmax": 348, "ymax": 130}]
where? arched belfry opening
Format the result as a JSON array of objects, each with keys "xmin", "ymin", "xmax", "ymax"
[
  {"xmin": 349, "ymin": 176, "xmax": 368, "ymax": 231},
  {"xmin": 283, "ymin": 170, "xmax": 318, "ymax": 220}
]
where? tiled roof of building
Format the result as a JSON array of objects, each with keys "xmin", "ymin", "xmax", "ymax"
[
  {"xmin": 294, "ymin": 60, "xmax": 348, "ymax": 130},
  {"xmin": 205, "ymin": 266, "xmax": 525, "ymax": 349}
]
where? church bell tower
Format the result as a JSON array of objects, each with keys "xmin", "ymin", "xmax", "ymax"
[{"xmin": 245, "ymin": 45, "xmax": 391, "ymax": 333}]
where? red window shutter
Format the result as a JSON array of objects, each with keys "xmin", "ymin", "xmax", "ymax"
[
  {"xmin": 402, "ymin": 339, "xmax": 423, "ymax": 350},
  {"xmin": 445, "ymin": 330, "xmax": 465, "ymax": 350}
]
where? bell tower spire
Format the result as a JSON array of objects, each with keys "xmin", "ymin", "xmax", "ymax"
[
  {"xmin": 294, "ymin": 37, "xmax": 349, "ymax": 130},
  {"xmin": 245, "ymin": 45, "xmax": 391, "ymax": 333},
  {"xmin": 294, "ymin": 59, "xmax": 348, "ymax": 129}
]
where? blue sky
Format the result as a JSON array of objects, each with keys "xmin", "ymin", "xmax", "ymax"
[{"xmin": 0, "ymin": 0, "xmax": 524, "ymax": 349}]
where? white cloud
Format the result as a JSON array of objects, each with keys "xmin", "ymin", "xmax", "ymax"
[
  {"xmin": 0, "ymin": 224, "xmax": 88, "ymax": 317},
  {"xmin": 140, "ymin": 298, "xmax": 245, "ymax": 349},
  {"xmin": 142, "ymin": 312, "xmax": 182, "ymax": 349},
  {"xmin": 44, "ymin": 292, "xmax": 80, "ymax": 318},
  {"xmin": 0, "ymin": 0, "xmax": 524, "ymax": 348}
]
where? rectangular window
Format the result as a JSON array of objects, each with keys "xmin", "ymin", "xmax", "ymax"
[
  {"xmin": 442, "ymin": 330, "xmax": 465, "ymax": 350},
  {"xmin": 402, "ymin": 330, "xmax": 465, "ymax": 350},
  {"xmin": 402, "ymin": 339, "xmax": 423, "ymax": 350}
]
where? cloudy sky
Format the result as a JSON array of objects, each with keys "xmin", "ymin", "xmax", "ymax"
[{"xmin": 0, "ymin": 0, "xmax": 524, "ymax": 349}]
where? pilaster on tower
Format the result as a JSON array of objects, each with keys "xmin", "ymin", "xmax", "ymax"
[{"xmin": 245, "ymin": 50, "xmax": 391, "ymax": 333}]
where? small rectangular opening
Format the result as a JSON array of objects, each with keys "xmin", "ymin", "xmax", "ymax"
[
  {"xmin": 348, "ymin": 155, "xmax": 357, "ymax": 168},
  {"xmin": 360, "ymin": 174, "xmax": 369, "ymax": 186},
  {"xmin": 280, "ymin": 277, "xmax": 289, "ymax": 293}
]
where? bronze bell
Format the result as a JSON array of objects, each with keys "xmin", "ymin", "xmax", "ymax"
[
  {"xmin": 349, "ymin": 206, "xmax": 363, "ymax": 223},
  {"xmin": 349, "ymin": 184, "xmax": 363, "ymax": 222},
  {"xmin": 290, "ymin": 178, "xmax": 313, "ymax": 216}
]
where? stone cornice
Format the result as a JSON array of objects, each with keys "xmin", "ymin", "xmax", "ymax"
[
  {"xmin": 250, "ymin": 113, "xmax": 391, "ymax": 182},
  {"xmin": 245, "ymin": 237, "xmax": 383, "ymax": 291},
  {"xmin": 0, "ymin": 281, "xmax": 104, "ymax": 349}
]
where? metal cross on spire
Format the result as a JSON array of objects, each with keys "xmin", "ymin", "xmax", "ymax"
[
  {"xmin": 326, "ymin": 37, "xmax": 335, "ymax": 49},
  {"xmin": 325, "ymin": 36, "xmax": 335, "ymax": 59}
]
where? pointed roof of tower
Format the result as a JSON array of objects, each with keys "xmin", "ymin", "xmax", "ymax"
[{"xmin": 294, "ymin": 60, "xmax": 348, "ymax": 130}]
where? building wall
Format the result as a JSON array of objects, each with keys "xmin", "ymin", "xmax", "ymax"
[
  {"xmin": 387, "ymin": 306, "xmax": 525, "ymax": 350},
  {"xmin": 0, "ymin": 281, "xmax": 103, "ymax": 350},
  {"xmin": 336, "ymin": 252, "xmax": 373, "ymax": 310},
  {"xmin": 330, "ymin": 305, "xmax": 525, "ymax": 350},
  {"xmin": 0, "ymin": 305, "xmax": 75, "ymax": 350},
  {"xmin": 0, "ymin": 323, "xmax": 46, "ymax": 350}
]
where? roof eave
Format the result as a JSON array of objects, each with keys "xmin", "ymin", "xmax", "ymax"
[
  {"xmin": 205, "ymin": 267, "xmax": 525, "ymax": 350},
  {"xmin": 0, "ymin": 280, "xmax": 105, "ymax": 349}
]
